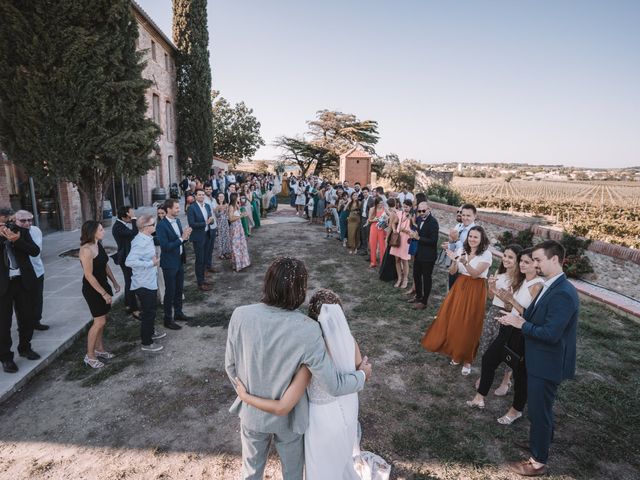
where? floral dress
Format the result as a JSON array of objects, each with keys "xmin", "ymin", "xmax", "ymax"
[
  {"xmin": 215, "ymin": 207, "xmax": 232, "ymax": 259},
  {"xmin": 230, "ymin": 209, "xmax": 251, "ymax": 271}
]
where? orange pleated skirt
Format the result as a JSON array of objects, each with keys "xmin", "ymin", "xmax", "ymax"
[{"xmin": 421, "ymin": 275, "xmax": 488, "ymax": 364}]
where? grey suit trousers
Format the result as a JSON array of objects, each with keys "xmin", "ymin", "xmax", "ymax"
[{"xmin": 241, "ymin": 424, "xmax": 304, "ymax": 480}]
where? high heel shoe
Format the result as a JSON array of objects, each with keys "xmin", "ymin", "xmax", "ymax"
[
  {"xmin": 466, "ymin": 399, "xmax": 485, "ymax": 409},
  {"xmin": 497, "ymin": 411, "xmax": 522, "ymax": 425},
  {"xmin": 494, "ymin": 381, "xmax": 512, "ymax": 397}
]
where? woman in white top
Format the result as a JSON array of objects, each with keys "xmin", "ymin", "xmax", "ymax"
[
  {"xmin": 466, "ymin": 248, "xmax": 544, "ymax": 424},
  {"xmin": 295, "ymin": 180, "xmax": 307, "ymax": 216},
  {"xmin": 476, "ymin": 244, "xmax": 524, "ymax": 394},
  {"xmin": 421, "ymin": 226, "xmax": 493, "ymax": 376}
]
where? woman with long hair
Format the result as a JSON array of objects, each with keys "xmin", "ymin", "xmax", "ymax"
[
  {"xmin": 475, "ymin": 244, "xmax": 524, "ymax": 392},
  {"xmin": 367, "ymin": 197, "xmax": 388, "ymax": 269},
  {"xmin": 346, "ymin": 192, "xmax": 361, "ymax": 254},
  {"xmin": 215, "ymin": 192, "xmax": 232, "ymax": 259},
  {"xmin": 79, "ymin": 221, "xmax": 121, "ymax": 368},
  {"xmin": 378, "ymin": 198, "xmax": 399, "ymax": 283},
  {"xmin": 338, "ymin": 192, "xmax": 350, "ymax": 247},
  {"xmin": 421, "ymin": 226, "xmax": 492, "ymax": 376},
  {"xmin": 466, "ymin": 248, "xmax": 544, "ymax": 424},
  {"xmin": 228, "ymin": 193, "xmax": 251, "ymax": 272},
  {"xmin": 389, "ymin": 199, "xmax": 413, "ymax": 288}
]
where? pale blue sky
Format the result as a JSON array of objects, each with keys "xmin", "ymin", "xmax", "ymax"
[{"xmin": 136, "ymin": 0, "xmax": 640, "ymax": 168}]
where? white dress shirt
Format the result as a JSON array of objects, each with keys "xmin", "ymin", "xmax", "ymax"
[
  {"xmin": 534, "ymin": 272, "xmax": 565, "ymax": 306},
  {"xmin": 29, "ymin": 225, "xmax": 45, "ymax": 278},
  {"xmin": 168, "ymin": 217, "xmax": 183, "ymax": 254}
]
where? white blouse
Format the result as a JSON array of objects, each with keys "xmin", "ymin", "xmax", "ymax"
[
  {"xmin": 456, "ymin": 248, "xmax": 493, "ymax": 279},
  {"xmin": 511, "ymin": 276, "xmax": 545, "ymax": 314},
  {"xmin": 491, "ymin": 272, "xmax": 511, "ymax": 308}
]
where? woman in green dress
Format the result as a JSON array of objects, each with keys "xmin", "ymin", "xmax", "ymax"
[{"xmin": 250, "ymin": 184, "xmax": 262, "ymax": 227}]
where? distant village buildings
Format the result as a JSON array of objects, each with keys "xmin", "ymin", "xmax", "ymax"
[{"xmin": 0, "ymin": 1, "xmax": 179, "ymax": 232}]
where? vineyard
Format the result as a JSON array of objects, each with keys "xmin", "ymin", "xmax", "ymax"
[{"xmin": 451, "ymin": 177, "xmax": 640, "ymax": 249}]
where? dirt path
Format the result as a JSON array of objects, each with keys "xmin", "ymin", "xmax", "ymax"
[{"xmin": 0, "ymin": 208, "xmax": 638, "ymax": 479}]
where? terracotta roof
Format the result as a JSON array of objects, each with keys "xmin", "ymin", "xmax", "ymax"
[{"xmin": 342, "ymin": 146, "xmax": 371, "ymax": 159}]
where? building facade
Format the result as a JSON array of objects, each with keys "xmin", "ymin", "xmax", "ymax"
[
  {"xmin": 0, "ymin": 1, "xmax": 179, "ymax": 232},
  {"xmin": 339, "ymin": 147, "xmax": 372, "ymax": 186}
]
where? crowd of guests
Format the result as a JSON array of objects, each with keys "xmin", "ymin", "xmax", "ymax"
[
  {"xmin": 79, "ymin": 170, "xmax": 280, "ymax": 367},
  {"xmin": 288, "ymin": 174, "xmax": 579, "ymax": 477}
]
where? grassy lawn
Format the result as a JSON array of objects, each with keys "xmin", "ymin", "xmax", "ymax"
[{"xmin": 0, "ymin": 222, "xmax": 638, "ymax": 479}]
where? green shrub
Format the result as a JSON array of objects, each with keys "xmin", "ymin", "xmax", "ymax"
[
  {"xmin": 495, "ymin": 228, "xmax": 535, "ymax": 251},
  {"xmin": 425, "ymin": 183, "xmax": 463, "ymax": 206},
  {"xmin": 560, "ymin": 231, "xmax": 594, "ymax": 279}
]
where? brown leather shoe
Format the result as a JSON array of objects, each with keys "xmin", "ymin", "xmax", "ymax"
[
  {"xmin": 413, "ymin": 303, "xmax": 427, "ymax": 310},
  {"xmin": 198, "ymin": 284, "xmax": 211, "ymax": 291},
  {"xmin": 508, "ymin": 459, "xmax": 547, "ymax": 477}
]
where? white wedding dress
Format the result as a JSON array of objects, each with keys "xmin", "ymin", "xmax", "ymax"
[{"xmin": 304, "ymin": 305, "xmax": 391, "ymax": 480}]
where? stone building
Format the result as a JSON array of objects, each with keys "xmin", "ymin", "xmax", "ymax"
[
  {"xmin": 339, "ymin": 146, "xmax": 372, "ymax": 186},
  {"xmin": 0, "ymin": 1, "xmax": 179, "ymax": 232}
]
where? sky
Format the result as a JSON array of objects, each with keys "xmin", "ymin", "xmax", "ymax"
[{"xmin": 136, "ymin": 0, "xmax": 640, "ymax": 168}]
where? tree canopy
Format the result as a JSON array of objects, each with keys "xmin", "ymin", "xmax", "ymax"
[
  {"xmin": 275, "ymin": 110, "xmax": 379, "ymax": 176},
  {"xmin": 173, "ymin": 0, "xmax": 214, "ymax": 178},
  {"xmin": 211, "ymin": 91, "xmax": 264, "ymax": 167},
  {"xmin": 0, "ymin": 0, "xmax": 160, "ymax": 220}
]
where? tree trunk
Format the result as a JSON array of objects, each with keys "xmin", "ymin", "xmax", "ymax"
[{"xmin": 77, "ymin": 179, "xmax": 105, "ymax": 222}]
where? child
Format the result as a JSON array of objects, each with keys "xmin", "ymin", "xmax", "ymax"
[
  {"xmin": 324, "ymin": 204, "xmax": 336, "ymax": 238},
  {"xmin": 306, "ymin": 193, "xmax": 315, "ymax": 225}
]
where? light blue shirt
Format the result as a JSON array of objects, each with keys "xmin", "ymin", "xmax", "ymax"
[
  {"xmin": 125, "ymin": 233, "xmax": 157, "ymax": 290},
  {"xmin": 29, "ymin": 225, "xmax": 45, "ymax": 278},
  {"xmin": 451, "ymin": 222, "xmax": 476, "ymax": 251}
]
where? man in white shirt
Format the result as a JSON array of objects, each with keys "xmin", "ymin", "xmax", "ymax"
[
  {"xmin": 342, "ymin": 180, "xmax": 354, "ymax": 196},
  {"xmin": 15, "ymin": 211, "xmax": 49, "ymax": 331},
  {"xmin": 397, "ymin": 188, "xmax": 414, "ymax": 206},
  {"xmin": 359, "ymin": 187, "xmax": 374, "ymax": 256}
]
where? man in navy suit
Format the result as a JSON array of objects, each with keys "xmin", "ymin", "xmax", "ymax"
[
  {"xmin": 156, "ymin": 198, "xmax": 192, "ymax": 330},
  {"xmin": 498, "ymin": 240, "xmax": 579, "ymax": 476},
  {"xmin": 409, "ymin": 201, "xmax": 439, "ymax": 310},
  {"xmin": 187, "ymin": 188, "xmax": 214, "ymax": 292}
]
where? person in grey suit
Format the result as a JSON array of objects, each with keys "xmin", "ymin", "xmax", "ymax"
[
  {"xmin": 225, "ymin": 257, "xmax": 372, "ymax": 480},
  {"xmin": 498, "ymin": 240, "xmax": 579, "ymax": 477}
]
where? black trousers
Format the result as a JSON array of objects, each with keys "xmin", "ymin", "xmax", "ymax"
[
  {"xmin": 478, "ymin": 325, "xmax": 527, "ymax": 411},
  {"xmin": 33, "ymin": 275, "xmax": 44, "ymax": 323},
  {"xmin": 135, "ymin": 287, "xmax": 158, "ymax": 346},
  {"xmin": 205, "ymin": 229, "xmax": 216, "ymax": 269},
  {"xmin": 448, "ymin": 272, "xmax": 459, "ymax": 289},
  {"xmin": 192, "ymin": 237, "xmax": 207, "ymax": 286},
  {"xmin": 413, "ymin": 260, "xmax": 435, "ymax": 304},
  {"xmin": 360, "ymin": 222, "xmax": 370, "ymax": 253},
  {"xmin": 120, "ymin": 264, "xmax": 138, "ymax": 311},
  {"xmin": 0, "ymin": 278, "xmax": 34, "ymax": 361},
  {"xmin": 162, "ymin": 264, "xmax": 184, "ymax": 322}
]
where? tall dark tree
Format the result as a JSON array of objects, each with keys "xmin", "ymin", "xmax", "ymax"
[
  {"xmin": 173, "ymin": 0, "xmax": 214, "ymax": 178},
  {"xmin": 0, "ymin": 0, "xmax": 160, "ymax": 221},
  {"xmin": 274, "ymin": 136, "xmax": 338, "ymax": 177},
  {"xmin": 307, "ymin": 110, "xmax": 379, "ymax": 155}
]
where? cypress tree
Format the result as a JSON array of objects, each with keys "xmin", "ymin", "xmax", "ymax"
[
  {"xmin": 0, "ymin": 0, "xmax": 159, "ymax": 220},
  {"xmin": 173, "ymin": 0, "xmax": 214, "ymax": 178}
]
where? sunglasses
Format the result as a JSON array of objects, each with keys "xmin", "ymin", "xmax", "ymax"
[
  {"xmin": 417, "ymin": 210, "xmax": 427, "ymax": 213},
  {"xmin": 17, "ymin": 218, "xmax": 33, "ymax": 223}
]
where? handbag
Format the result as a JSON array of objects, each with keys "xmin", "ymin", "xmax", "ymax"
[{"xmin": 503, "ymin": 326, "xmax": 525, "ymax": 370}]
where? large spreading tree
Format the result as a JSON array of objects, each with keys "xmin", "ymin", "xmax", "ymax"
[
  {"xmin": 211, "ymin": 91, "xmax": 264, "ymax": 167},
  {"xmin": 0, "ymin": 0, "xmax": 160, "ymax": 220},
  {"xmin": 275, "ymin": 110, "xmax": 379, "ymax": 176},
  {"xmin": 173, "ymin": 0, "xmax": 214, "ymax": 178}
]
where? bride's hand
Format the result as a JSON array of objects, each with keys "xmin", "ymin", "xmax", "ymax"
[{"xmin": 233, "ymin": 377, "xmax": 248, "ymax": 399}]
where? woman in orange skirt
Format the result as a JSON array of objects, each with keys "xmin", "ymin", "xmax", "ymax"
[{"xmin": 421, "ymin": 226, "xmax": 493, "ymax": 376}]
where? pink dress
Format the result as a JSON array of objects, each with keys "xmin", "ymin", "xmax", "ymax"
[{"xmin": 389, "ymin": 211, "xmax": 411, "ymax": 260}]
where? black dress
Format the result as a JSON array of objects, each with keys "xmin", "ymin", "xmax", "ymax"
[
  {"xmin": 82, "ymin": 242, "xmax": 113, "ymax": 317},
  {"xmin": 378, "ymin": 234, "xmax": 398, "ymax": 282}
]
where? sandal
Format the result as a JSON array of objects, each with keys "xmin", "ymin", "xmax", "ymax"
[
  {"xmin": 494, "ymin": 381, "xmax": 512, "ymax": 397},
  {"xmin": 497, "ymin": 411, "xmax": 523, "ymax": 425},
  {"xmin": 449, "ymin": 359, "xmax": 460, "ymax": 366},
  {"xmin": 461, "ymin": 364, "xmax": 472, "ymax": 376},
  {"xmin": 466, "ymin": 399, "xmax": 485, "ymax": 409},
  {"xmin": 95, "ymin": 350, "xmax": 115, "ymax": 360},
  {"xmin": 84, "ymin": 355, "xmax": 105, "ymax": 369}
]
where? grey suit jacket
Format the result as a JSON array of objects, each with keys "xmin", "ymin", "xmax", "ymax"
[{"xmin": 225, "ymin": 303, "xmax": 366, "ymax": 434}]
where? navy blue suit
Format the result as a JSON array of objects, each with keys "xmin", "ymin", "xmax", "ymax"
[
  {"xmin": 187, "ymin": 202, "xmax": 213, "ymax": 286},
  {"xmin": 521, "ymin": 273, "xmax": 579, "ymax": 464},
  {"xmin": 156, "ymin": 217, "xmax": 186, "ymax": 322}
]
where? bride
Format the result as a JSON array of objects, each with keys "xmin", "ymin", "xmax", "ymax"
[{"xmin": 234, "ymin": 289, "xmax": 390, "ymax": 480}]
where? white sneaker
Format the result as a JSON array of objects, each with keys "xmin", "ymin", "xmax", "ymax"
[
  {"xmin": 141, "ymin": 344, "xmax": 164, "ymax": 352},
  {"xmin": 152, "ymin": 331, "xmax": 167, "ymax": 340},
  {"xmin": 461, "ymin": 364, "xmax": 472, "ymax": 376}
]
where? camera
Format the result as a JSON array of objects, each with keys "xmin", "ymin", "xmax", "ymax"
[{"xmin": 3, "ymin": 221, "xmax": 20, "ymax": 233}]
